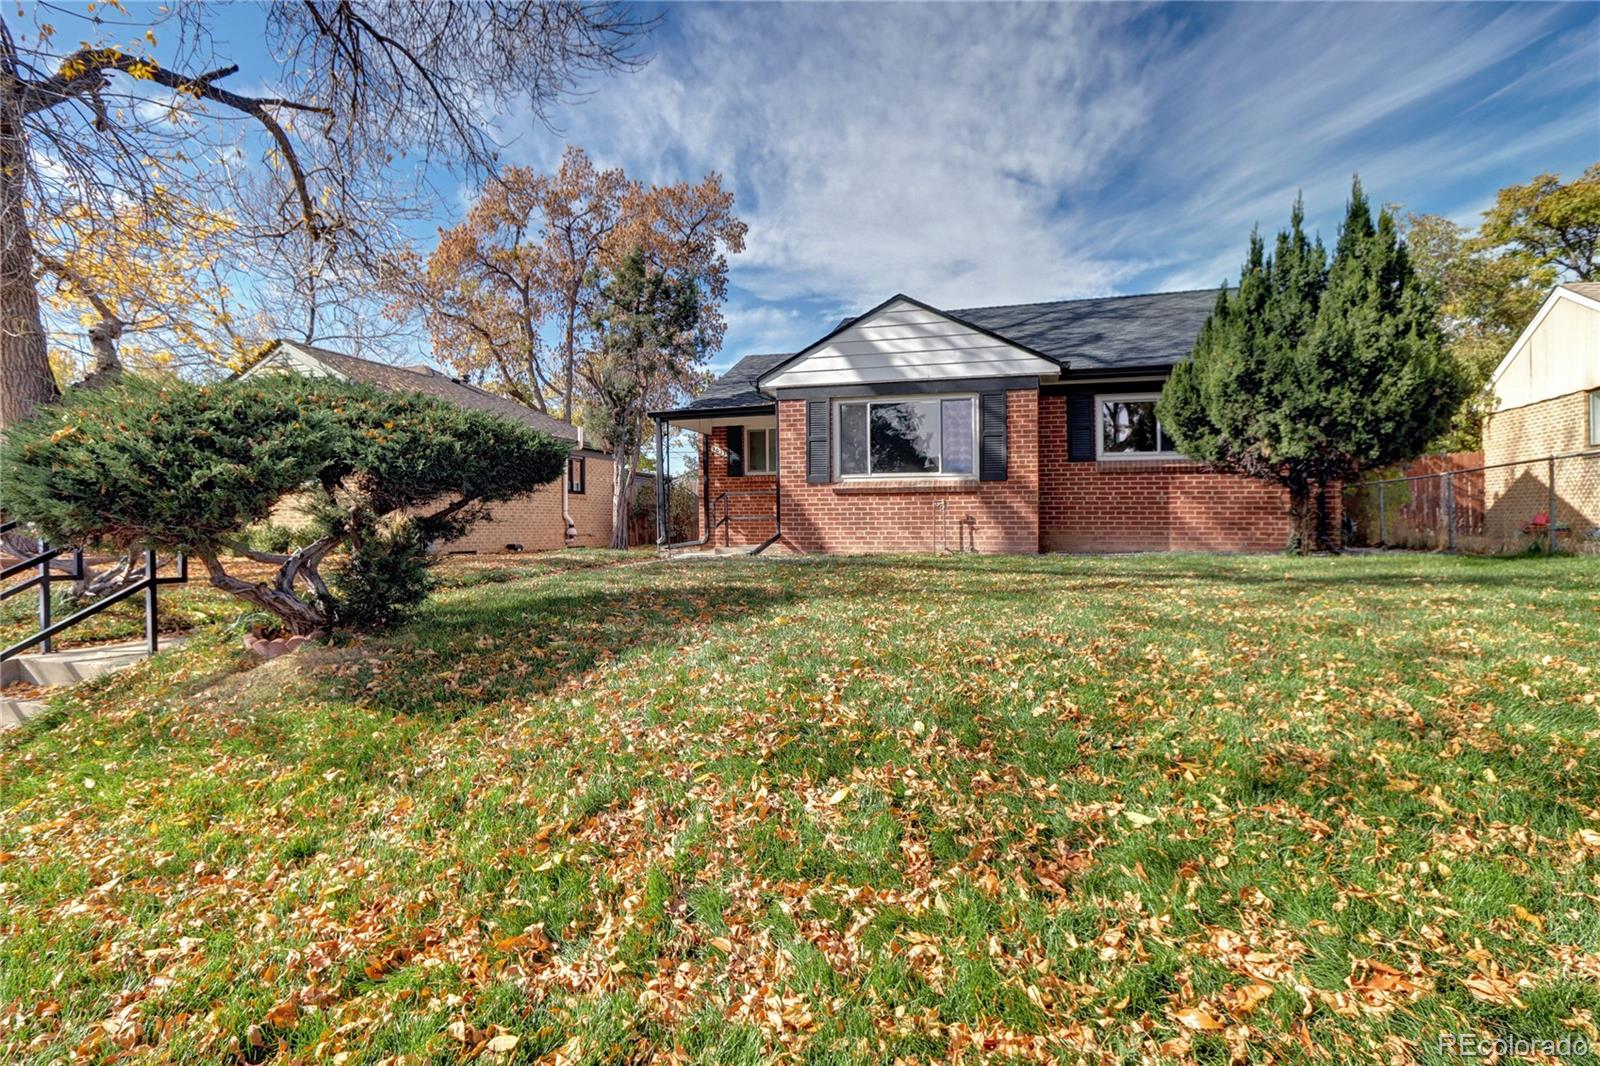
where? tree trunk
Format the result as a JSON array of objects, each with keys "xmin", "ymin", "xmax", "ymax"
[
  {"xmin": 75, "ymin": 316, "xmax": 124, "ymax": 391},
  {"xmin": 1313, "ymin": 479, "xmax": 1339, "ymax": 554},
  {"xmin": 1286, "ymin": 477, "xmax": 1316, "ymax": 555},
  {"xmin": 562, "ymin": 297, "xmax": 577, "ymax": 424},
  {"xmin": 610, "ymin": 439, "xmax": 635, "ymax": 549},
  {"xmin": 200, "ymin": 551, "xmax": 331, "ymax": 635},
  {"xmin": 0, "ymin": 97, "xmax": 60, "ymax": 431}
]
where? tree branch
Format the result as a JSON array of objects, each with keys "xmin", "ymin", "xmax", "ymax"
[{"xmin": 21, "ymin": 48, "xmax": 334, "ymax": 240}]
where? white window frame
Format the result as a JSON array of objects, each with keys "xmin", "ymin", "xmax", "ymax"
[
  {"xmin": 746, "ymin": 426, "xmax": 778, "ymax": 474},
  {"xmin": 833, "ymin": 394, "xmax": 978, "ymax": 480},
  {"xmin": 1589, "ymin": 390, "xmax": 1600, "ymax": 448},
  {"xmin": 1095, "ymin": 392, "xmax": 1179, "ymax": 461}
]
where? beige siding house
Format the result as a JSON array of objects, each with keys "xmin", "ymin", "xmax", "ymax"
[
  {"xmin": 242, "ymin": 341, "xmax": 619, "ymax": 551},
  {"xmin": 1482, "ymin": 282, "xmax": 1600, "ymax": 546}
]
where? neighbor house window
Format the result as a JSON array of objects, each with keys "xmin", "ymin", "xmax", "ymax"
[
  {"xmin": 567, "ymin": 456, "xmax": 586, "ymax": 493},
  {"xmin": 1097, "ymin": 394, "xmax": 1176, "ymax": 458},
  {"xmin": 747, "ymin": 427, "xmax": 778, "ymax": 474},
  {"xmin": 837, "ymin": 397, "xmax": 975, "ymax": 477},
  {"xmin": 1590, "ymin": 390, "xmax": 1600, "ymax": 447}
]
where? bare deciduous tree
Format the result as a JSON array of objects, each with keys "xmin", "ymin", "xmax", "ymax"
[{"xmin": 0, "ymin": 2, "xmax": 654, "ymax": 429}]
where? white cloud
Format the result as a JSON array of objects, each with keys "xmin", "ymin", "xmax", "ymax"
[
  {"xmin": 491, "ymin": 1, "xmax": 1599, "ymax": 353},
  {"xmin": 499, "ymin": 4, "xmax": 1159, "ymax": 311}
]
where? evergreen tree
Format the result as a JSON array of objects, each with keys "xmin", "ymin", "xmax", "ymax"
[
  {"xmin": 0, "ymin": 375, "xmax": 568, "ymax": 632},
  {"xmin": 1159, "ymin": 180, "xmax": 1466, "ymax": 552},
  {"xmin": 583, "ymin": 246, "xmax": 709, "ymax": 548}
]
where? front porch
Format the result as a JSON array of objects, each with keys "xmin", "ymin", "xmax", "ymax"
[{"xmin": 651, "ymin": 403, "xmax": 781, "ymax": 552}]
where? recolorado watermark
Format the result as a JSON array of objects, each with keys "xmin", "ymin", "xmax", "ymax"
[{"xmin": 1438, "ymin": 1031, "xmax": 1591, "ymax": 1059}]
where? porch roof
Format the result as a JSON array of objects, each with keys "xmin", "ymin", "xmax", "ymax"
[{"xmin": 651, "ymin": 352, "xmax": 787, "ymax": 421}]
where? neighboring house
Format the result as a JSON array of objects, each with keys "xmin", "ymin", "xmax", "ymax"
[
  {"xmin": 1481, "ymin": 282, "xmax": 1600, "ymax": 545},
  {"xmin": 650, "ymin": 290, "xmax": 1295, "ymax": 554},
  {"xmin": 242, "ymin": 341, "xmax": 619, "ymax": 551}
]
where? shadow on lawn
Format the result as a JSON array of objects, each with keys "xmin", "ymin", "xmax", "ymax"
[
  {"xmin": 805, "ymin": 552, "xmax": 1582, "ymax": 592},
  {"xmin": 342, "ymin": 567, "xmax": 799, "ymax": 718},
  {"xmin": 140, "ymin": 550, "xmax": 1584, "ymax": 725}
]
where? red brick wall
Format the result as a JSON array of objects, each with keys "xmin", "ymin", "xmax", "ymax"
[
  {"xmin": 694, "ymin": 391, "xmax": 1327, "ymax": 554},
  {"xmin": 774, "ymin": 391, "xmax": 1040, "ymax": 554},
  {"xmin": 703, "ymin": 426, "xmax": 778, "ymax": 547},
  {"xmin": 1037, "ymin": 393, "xmax": 1294, "ymax": 552}
]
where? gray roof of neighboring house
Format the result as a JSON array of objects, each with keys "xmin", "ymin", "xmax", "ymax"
[
  {"xmin": 949, "ymin": 288, "xmax": 1219, "ymax": 373},
  {"xmin": 277, "ymin": 342, "xmax": 581, "ymax": 441},
  {"xmin": 1561, "ymin": 281, "xmax": 1600, "ymax": 302}
]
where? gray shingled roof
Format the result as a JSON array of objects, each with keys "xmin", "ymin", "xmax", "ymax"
[
  {"xmin": 286, "ymin": 343, "xmax": 580, "ymax": 441},
  {"xmin": 1561, "ymin": 281, "xmax": 1600, "ymax": 302},
  {"xmin": 950, "ymin": 289, "xmax": 1219, "ymax": 372},
  {"xmin": 664, "ymin": 289, "xmax": 1222, "ymax": 417},
  {"xmin": 665, "ymin": 352, "xmax": 789, "ymax": 414}
]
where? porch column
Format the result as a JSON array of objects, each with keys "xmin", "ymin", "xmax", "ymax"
[{"xmin": 655, "ymin": 417, "xmax": 668, "ymax": 546}]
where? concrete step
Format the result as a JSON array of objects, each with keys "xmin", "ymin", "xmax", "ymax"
[
  {"xmin": 0, "ymin": 637, "xmax": 186, "ymax": 689},
  {"xmin": 0, "ymin": 696, "xmax": 47, "ymax": 729}
]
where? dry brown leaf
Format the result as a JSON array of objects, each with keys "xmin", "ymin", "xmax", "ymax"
[
  {"xmin": 1174, "ymin": 1005, "xmax": 1226, "ymax": 1032},
  {"xmin": 1461, "ymin": 973, "xmax": 1527, "ymax": 1008}
]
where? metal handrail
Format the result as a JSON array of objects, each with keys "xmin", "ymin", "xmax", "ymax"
[
  {"xmin": 1, "ymin": 545, "xmax": 187, "ymax": 662},
  {"xmin": 712, "ymin": 492, "xmax": 730, "ymax": 546}
]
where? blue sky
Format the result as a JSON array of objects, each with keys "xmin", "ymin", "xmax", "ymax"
[{"xmin": 208, "ymin": 2, "xmax": 1599, "ymax": 375}]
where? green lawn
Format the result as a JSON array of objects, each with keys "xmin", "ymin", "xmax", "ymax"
[{"xmin": 1, "ymin": 551, "xmax": 1597, "ymax": 1064}]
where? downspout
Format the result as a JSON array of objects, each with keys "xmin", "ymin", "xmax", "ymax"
[{"xmin": 752, "ymin": 392, "xmax": 783, "ymax": 555}]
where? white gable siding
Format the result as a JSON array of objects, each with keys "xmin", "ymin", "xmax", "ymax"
[
  {"xmin": 240, "ymin": 343, "xmax": 342, "ymax": 380},
  {"xmin": 1490, "ymin": 290, "xmax": 1600, "ymax": 412},
  {"xmin": 761, "ymin": 299, "xmax": 1057, "ymax": 389}
]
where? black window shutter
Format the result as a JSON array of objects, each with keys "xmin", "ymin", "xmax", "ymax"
[
  {"xmin": 725, "ymin": 425, "xmax": 744, "ymax": 478},
  {"xmin": 979, "ymin": 392, "xmax": 1007, "ymax": 481},
  {"xmin": 806, "ymin": 400, "xmax": 830, "ymax": 483},
  {"xmin": 1068, "ymin": 393, "xmax": 1095, "ymax": 462}
]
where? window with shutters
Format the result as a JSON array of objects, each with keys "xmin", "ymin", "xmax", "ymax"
[
  {"xmin": 1096, "ymin": 393, "xmax": 1177, "ymax": 459},
  {"xmin": 835, "ymin": 396, "xmax": 975, "ymax": 478},
  {"xmin": 746, "ymin": 427, "xmax": 779, "ymax": 474}
]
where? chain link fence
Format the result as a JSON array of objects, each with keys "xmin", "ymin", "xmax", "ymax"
[{"xmin": 1344, "ymin": 450, "xmax": 1600, "ymax": 554}]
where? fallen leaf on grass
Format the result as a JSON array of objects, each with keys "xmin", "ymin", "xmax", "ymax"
[
  {"xmin": 1222, "ymin": 982, "xmax": 1275, "ymax": 1017},
  {"xmin": 1174, "ymin": 1005, "xmax": 1226, "ymax": 1032},
  {"xmin": 264, "ymin": 999, "xmax": 298, "ymax": 1028},
  {"xmin": 1461, "ymin": 973, "xmax": 1528, "ymax": 1008}
]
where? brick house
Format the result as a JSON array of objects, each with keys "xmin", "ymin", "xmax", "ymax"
[
  {"xmin": 243, "ymin": 341, "xmax": 621, "ymax": 551},
  {"xmin": 1481, "ymin": 282, "xmax": 1600, "ymax": 545},
  {"xmin": 650, "ymin": 290, "xmax": 1296, "ymax": 554}
]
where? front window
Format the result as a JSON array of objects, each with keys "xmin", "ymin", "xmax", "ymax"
[
  {"xmin": 838, "ymin": 397, "xmax": 974, "ymax": 477},
  {"xmin": 1098, "ymin": 394, "xmax": 1176, "ymax": 458},
  {"xmin": 747, "ymin": 427, "xmax": 778, "ymax": 474}
]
